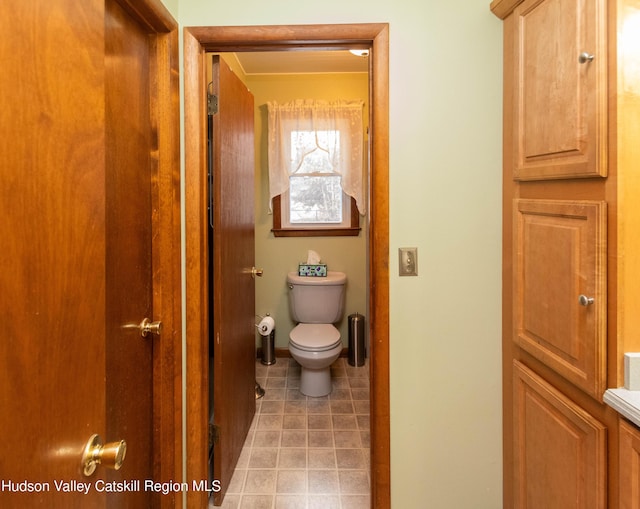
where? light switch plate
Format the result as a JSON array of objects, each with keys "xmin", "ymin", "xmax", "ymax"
[{"xmin": 398, "ymin": 247, "xmax": 418, "ymax": 276}]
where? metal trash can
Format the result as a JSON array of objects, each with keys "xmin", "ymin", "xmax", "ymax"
[
  {"xmin": 348, "ymin": 313, "xmax": 365, "ymax": 367},
  {"xmin": 261, "ymin": 329, "xmax": 276, "ymax": 365}
]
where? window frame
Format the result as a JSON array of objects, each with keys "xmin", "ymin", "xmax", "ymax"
[{"xmin": 272, "ymin": 193, "xmax": 361, "ymax": 237}]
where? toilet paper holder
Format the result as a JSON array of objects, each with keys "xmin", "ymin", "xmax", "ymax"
[{"xmin": 255, "ymin": 314, "xmax": 274, "ymax": 335}]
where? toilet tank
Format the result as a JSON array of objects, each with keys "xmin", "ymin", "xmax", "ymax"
[{"xmin": 287, "ymin": 271, "xmax": 346, "ymax": 324}]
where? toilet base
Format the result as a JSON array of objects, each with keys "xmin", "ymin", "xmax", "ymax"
[
  {"xmin": 299, "ymin": 367, "xmax": 332, "ymax": 397},
  {"xmin": 288, "ymin": 340, "xmax": 342, "ymax": 397}
]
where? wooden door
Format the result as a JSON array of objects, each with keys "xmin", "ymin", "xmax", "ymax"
[
  {"xmin": 511, "ymin": 0, "xmax": 607, "ymax": 180},
  {"xmin": 104, "ymin": 0, "xmax": 155, "ymax": 505},
  {"xmin": 0, "ymin": 1, "xmax": 165, "ymax": 506},
  {"xmin": 513, "ymin": 361, "xmax": 607, "ymax": 509},
  {"xmin": 210, "ymin": 55, "xmax": 256, "ymax": 506},
  {"xmin": 514, "ymin": 199, "xmax": 607, "ymax": 398},
  {"xmin": 0, "ymin": 1, "xmax": 107, "ymax": 506}
]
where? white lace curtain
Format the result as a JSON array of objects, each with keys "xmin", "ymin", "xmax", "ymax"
[{"xmin": 267, "ymin": 99, "xmax": 365, "ymax": 214}]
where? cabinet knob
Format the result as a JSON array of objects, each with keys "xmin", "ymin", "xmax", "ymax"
[
  {"xmin": 579, "ymin": 52, "xmax": 595, "ymax": 64},
  {"xmin": 578, "ymin": 294, "xmax": 595, "ymax": 306}
]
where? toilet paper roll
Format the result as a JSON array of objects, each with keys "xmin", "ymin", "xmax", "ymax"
[{"xmin": 257, "ymin": 316, "xmax": 275, "ymax": 336}]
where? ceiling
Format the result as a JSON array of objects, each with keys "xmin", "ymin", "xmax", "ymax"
[{"xmin": 232, "ymin": 50, "xmax": 369, "ymax": 75}]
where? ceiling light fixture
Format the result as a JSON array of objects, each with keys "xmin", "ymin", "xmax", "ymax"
[{"xmin": 349, "ymin": 49, "xmax": 369, "ymax": 57}]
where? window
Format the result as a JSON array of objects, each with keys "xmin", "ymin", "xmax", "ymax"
[
  {"xmin": 285, "ymin": 130, "xmax": 347, "ymax": 227},
  {"xmin": 267, "ymin": 100, "xmax": 364, "ymax": 237}
]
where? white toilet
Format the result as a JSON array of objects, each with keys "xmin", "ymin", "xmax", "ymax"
[{"xmin": 287, "ymin": 271, "xmax": 347, "ymax": 397}]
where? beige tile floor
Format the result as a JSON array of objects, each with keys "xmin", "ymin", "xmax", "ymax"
[{"xmin": 211, "ymin": 357, "xmax": 370, "ymax": 509}]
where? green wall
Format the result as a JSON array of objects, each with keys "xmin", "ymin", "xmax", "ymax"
[{"xmin": 179, "ymin": 2, "xmax": 504, "ymax": 507}]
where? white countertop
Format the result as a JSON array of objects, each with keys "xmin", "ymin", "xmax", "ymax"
[{"xmin": 604, "ymin": 388, "xmax": 640, "ymax": 428}]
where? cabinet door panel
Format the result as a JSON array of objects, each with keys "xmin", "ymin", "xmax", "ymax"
[
  {"xmin": 514, "ymin": 199, "xmax": 606, "ymax": 398},
  {"xmin": 620, "ymin": 419, "xmax": 640, "ymax": 509},
  {"xmin": 513, "ymin": 361, "xmax": 607, "ymax": 509},
  {"xmin": 512, "ymin": 0, "xmax": 607, "ymax": 179}
]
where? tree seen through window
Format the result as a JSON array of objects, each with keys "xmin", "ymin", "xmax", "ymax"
[{"xmin": 289, "ymin": 130, "xmax": 343, "ymax": 224}]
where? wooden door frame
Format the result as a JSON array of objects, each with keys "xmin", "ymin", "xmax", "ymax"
[
  {"xmin": 116, "ymin": 1, "xmax": 182, "ymax": 507},
  {"xmin": 184, "ymin": 23, "xmax": 390, "ymax": 509}
]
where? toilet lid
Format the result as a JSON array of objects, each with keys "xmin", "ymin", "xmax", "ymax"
[{"xmin": 289, "ymin": 323, "xmax": 341, "ymax": 351}]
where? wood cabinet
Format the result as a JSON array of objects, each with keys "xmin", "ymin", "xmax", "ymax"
[
  {"xmin": 509, "ymin": 0, "xmax": 607, "ymax": 180},
  {"xmin": 493, "ymin": 0, "xmax": 640, "ymax": 506},
  {"xmin": 514, "ymin": 199, "xmax": 607, "ymax": 398},
  {"xmin": 619, "ymin": 418, "xmax": 640, "ymax": 509},
  {"xmin": 513, "ymin": 361, "xmax": 607, "ymax": 509}
]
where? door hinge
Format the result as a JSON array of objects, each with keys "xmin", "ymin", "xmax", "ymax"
[
  {"xmin": 209, "ymin": 423, "xmax": 220, "ymax": 445},
  {"xmin": 207, "ymin": 89, "xmax": 218, "ymax": 115}
]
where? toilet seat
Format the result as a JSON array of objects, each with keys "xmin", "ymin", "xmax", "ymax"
[{"xmin": 289, "ymin": 323, "xmax": 341, "ymax": 352}]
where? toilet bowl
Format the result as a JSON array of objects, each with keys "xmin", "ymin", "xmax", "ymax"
[
  {"xmin": 287, "ymin": 271, "xmax": 347, "ymax": 397},
  {"xmin": 289, "ymin": 323, "xmax": 343, "ymax": 397}
]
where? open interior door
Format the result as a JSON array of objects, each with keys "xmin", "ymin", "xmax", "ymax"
[{"xmin": 209, "ymin": 55, "xmax": 257, "ymax": 506}]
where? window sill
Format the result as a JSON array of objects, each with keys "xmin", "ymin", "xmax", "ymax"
[
  {"xmin": 272, "ymin": 227, "xmax": 361, "ymax": 238},
  {"xmin": 272, "ymin": 195, "xmax": 361, "ymax": 238}
]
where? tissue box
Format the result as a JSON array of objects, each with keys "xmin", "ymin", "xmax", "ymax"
[{"xmin": 298, "ymin": 264, "xmax": 327, "ymax": 277}]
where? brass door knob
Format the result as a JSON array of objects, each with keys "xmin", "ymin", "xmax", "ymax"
[
  {"xmin": 139, "ymin": 317, "xmax": 162, "ymax": 337},
  {"xmin": 251, "ymin": 267, "xmax": 264, "ymax": 278},
  {"xmin": 81, "ymin": 434, "xmax": 127, "ymax": 476}
]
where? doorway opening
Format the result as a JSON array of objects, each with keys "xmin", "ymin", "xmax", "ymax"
[{"xmin": 184, "ymin": 24, "xmax": 390, "ymax": 509}]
